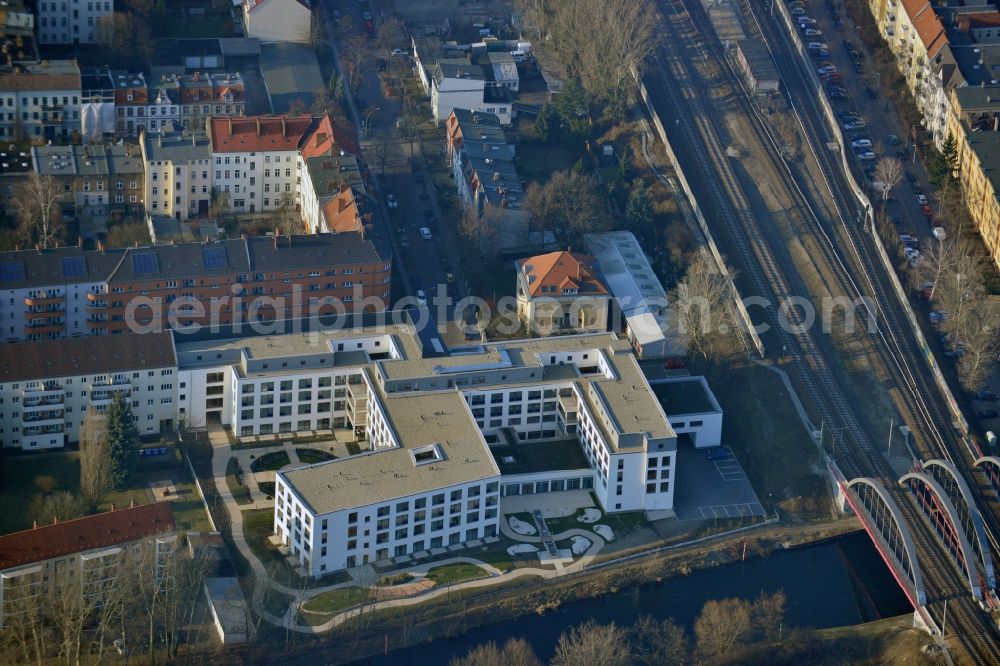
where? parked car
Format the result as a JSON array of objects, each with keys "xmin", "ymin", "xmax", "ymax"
[
  {"xmin": 920, "ymin": 204, "xmax": 933, "ymax": 217},
  {"xmin": 906, "ymin": 171, "xmax": 916, "ymax": 183},
  {"xmin": 915, "ymin": 194, "xmax": 928, "ymax": 205},
  {"xmin": 843, "ymin": 120, "xmax": 866, "ymax": 130},
  {"xmin": 391, "ymin": 48, "xmax": 408, "ymax": 57},
  {"xmin": 420, "ymin": 226, "xmax": 432, "ymax": 240},
  {"xmin": 899, "ymin": 234, "xmax": 919, "ymax": 244},
  {"xmin": 888, "ymin": 134, "xmax": 900, "ymax": 145},
  {"xmin": 977, "ymin": 409, "xmax": 999, "ymax": 420},
  {"xmin": 386, "ymin": 193, "xmax": 398, "ymax": 208},
  {"xmin": 818, "ymin": 65, "xmax": 838, "ymax": 75},
  {"xmin": 865, "ymin": 87, "xmax": 878, "ymax": 99},
  {"xmin": 842, "ymin": 39, "xmax": 854, "ymax": 51},
  {"xmin": 975, "ymin": 390, "xmax": 999, "ymax": 401},
  {"xmin": 929, "ymin": 310, "xmax": 948, "ymax": 323},
  {"xmin": 804, "ymin": 28, "xmax": 823, "ymax": 37},
  {"xmin": 811, "ymin": 50, "xmax": 831, "ymax": 60},
  {"xmin": 807, "ymin": 42, "xmax": 828, "ymax": 50},
  {"xmin": 796, "ymin": 16, "xmax": 817, "ymax": 24},
  {"xmin": 850, "ymin": 138, "xmax": 872, "ymax": 148},
  {"xmin": 828, "ymin": 90, "xmax": 849, "ymax": 100},
  {"xmin": 790, "ymin": 6, "xmax": 806, "ymax": 13},
  {"xmin": 837, "ymin": 110, "xmax": 860, "ymax": 119}
]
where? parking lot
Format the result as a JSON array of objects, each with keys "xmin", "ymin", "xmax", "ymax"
[{"xmin": 673, "ymin": 443, "xmax": 766, "ymax": 521}]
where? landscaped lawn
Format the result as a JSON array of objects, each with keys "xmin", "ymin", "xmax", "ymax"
[
  {"xmin": 300, "ymin": 587, "xmax": 368, "ymax": 615},
  {"xmin": 250, "ymin": 451, "xmax": 290, "ymax": 473},
  {"xmin": 226, "ymin": 458, "xmax": 252, "ymax": 506},
  {"xmin": 425, "ymin": 563, "xmax": 488, "ymax": 585},
  {"xmin": 295, "ymin": 447, "xmax": 336, "ymax": 464},
  {"xmin": 0, "ymin": 452, "xmax": 80, "ymax": 534}
]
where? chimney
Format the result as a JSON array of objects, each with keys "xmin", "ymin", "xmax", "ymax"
[
  {"xmin": 52, "ymin": 516, "xmax": 58, "ymax": 524},
  {"xmin": 35, "ymin": 243, "xmax": 41, "ymax": 254},
  {"xmin": 228, "ymin": 116, "xmax": 233, "ymax": 135},
  {"xmin": 241, "ymin": 233, "xmax": 247, "ymax": 240},
  {"xmin": 134, "ymin": 240, "xmax": 140, "ymax": 247},
  {"xmin": 98, "ymin": 240, "xmax": 105, "ymax": 253},
  {"xmin": 77, "ymin": 236, "xmax": 83, "ymax": 249},
  {"xmin": 995, "ymin": 114, "xmax": 999, "ymax": 132},
  {"xmin": 171, "ymin": 239, "xmax": 176, "ymax": 245},
  {"xmin": 273, "ymin": 234, "xmax": 279, "ymax": 249},
  {"xmin": 110, "ymin": 503, "xmax": 115, "ymax": 511},
  {"xmin": 256, "ymin": 116, "xmax": 261, "ymax": 136},
  {"xmin": 281, "ymin": 117, "xmax": 287, "ymax": 137},
  {"xmin": 32, "ymin": 520, "xmax": 37, "ymax": 529},
  {"xmin": 130, "ymin": 499, "xmax": 135, "ymax": 508}
]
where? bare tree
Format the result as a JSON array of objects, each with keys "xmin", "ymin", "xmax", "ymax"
[
  {"xmin": 272, "ymin": 192, "xmax": 307, "ymax": 236},
  {"xmin": 29, "ymin": 491, "xmax": 83, "ymax": 526},
  {"xmin": 668, "ymin": 252, "xmax": 740, "ymax": 361},
  {"xmin": 208, "ymin": 187, "xmax": 230, "ymax": 220},
  {"xmin": 916, "ymin": 237, "xmax": 1000, "ymax": 390},
  {"xmin": 519, "ymin": 0, "xmax": 658, "ymax": 117},
  {"xmin": 459, "ymin": 203, "xmax": 504, "ymax": 257},
  {"xmin": 449, "ymin": 638, "xmax": 542, "ymax": 666},
  {"xmin": 13, "ymin": 173, "xmax": 64, "ymax": 249},
  {"xmin": 80, "ymin": 411, "xmax": 111, "ymax": 511},
  {"xmin": 694, "ymin": 597, "xmax": 752, "ymax": 662},
  {"xmin": 550, "ymin": 620, "xmax": 632, "ymax": 666},
  {"xmin": 105, "ymin": 221, "xmax": 151, "ymax": 248},
  {"xmin": 523, "ymin": 170, "xmax": 607, "ymax": 238},
  {"xmin": 873, "ymin": 157, "xmax": 903, "ymax": 208},
  {"xmin": 751, "ymin": 590, "xmax": 786, "ymax": 644},
  {"xmin": 630, "ymin": 615, "xmax": 689, "ymax": 666}
]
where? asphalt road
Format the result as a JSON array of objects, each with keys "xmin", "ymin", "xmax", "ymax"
[{"xmin": 323, "ymin": 0, "xmax": 470, "ymax": 341}]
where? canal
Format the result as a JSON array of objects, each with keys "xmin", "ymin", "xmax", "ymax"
[{"xmin": 355, "ymin": 530, "xmax": 911, "ymax": 664}]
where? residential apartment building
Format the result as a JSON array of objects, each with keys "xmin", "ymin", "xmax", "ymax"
[
  {"xmin": 0, "ymin": 60, "xmax": 81, "ymax": 140},
  {"xmin": 0, "ymin": 246, "xmax": 122, "ymax": 341},
  {"xmin": 0, "ymin": 332, "xmax": 177, "ymax": 449},
  {"xmin": 114, "ymin": 72, "xmax": 245, "ymax": 137},
  {"xmin": 0, "ymin": 234, "xmax": 390, "ymax": 340},
  {"xmin": 515, "ymin": 250, "xmax": 611, "ymax": 335},
  {"xmin": 0, "ymin": 503, "xmax": 176, "ymax": 626},
  {"xmin": 448, "ymin": 109, "xmax": 532, "ymax": 254},
  {"xmin": 946, "ymin": 86, "xmax": 1000, "ymax": 271},
  {"xmin": 33, "ymin": 143, "xmax": 145, "ymax": 223},
  {"xmin": 208, "ymin": 114, "xmax": 334, "ymax": 214},
  {"xmin": 299, "ymin": 153, "xmax": 366, "ymax": 234},
  {"xmin": 0, "ymin": 147, "xmax": 32, "ymax": 217},
  {"xmin": 36, "ymin": 0, "xmax": 113, "ymax": 45},
  {"xmin": 248, "ymin": 328, "xmax": 684, "ymax": 574},
  {"xmin": 0, "ymin": 0, "xmax": 37, "ymax": 61},
  {"xmin": 430, "ymin": 61, "xmax": 513, "ymax": 125},
  {"xmin": 242, "ymin": 0, "xmax": 312, "ymax": 44},
  {"xmin": 140, "ymin": 121, "xmax": 213, "ymax": 220}
]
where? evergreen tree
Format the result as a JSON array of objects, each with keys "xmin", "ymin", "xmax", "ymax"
[
  {"xmin": 535, "ymin": 103, "xmax": 559, "ymax": 142},
  {"xmin": 106, "ymin": 392, "xmax": 139, "ymax": 491},
  {"xmin": 941, "ymin": 133, "xmax": 959, "ymax": 174},
  {"xmin": 555, "ymin": 79, "xmax": 590, "ymax": 141},
  {"xmin": 929, "ymin": 133, "xmax": 959, "ymax": 186}
]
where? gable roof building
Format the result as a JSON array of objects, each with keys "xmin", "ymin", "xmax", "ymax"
[{"xmin": 515, "ymin": 251, "xmax": 610, "ymax": 335}]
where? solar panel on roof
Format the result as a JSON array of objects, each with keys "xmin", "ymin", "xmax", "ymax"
[
  {"xmin": 131, "ymin": 253, "xmax": 160, "ymax": 275},
  {"xmin": 202, "ymin": 246, "xmax": 227, "ymax": 268},
  {"xmin": 61, "ymin": 256, "xmax": 86, "ymax": 278},
  {"xmin": 0, "ymin": 261, "xmax": 26, "ymax": 282}
]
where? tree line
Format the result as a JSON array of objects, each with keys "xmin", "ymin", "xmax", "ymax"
[{"xmin": 449, "ymin": 590, "xmax": 787, "ymax": 666}]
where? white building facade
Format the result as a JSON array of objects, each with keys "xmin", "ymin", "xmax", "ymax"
[{"xmin": 0, "ymin": 332, "xmax": 178, "ymax": 450}]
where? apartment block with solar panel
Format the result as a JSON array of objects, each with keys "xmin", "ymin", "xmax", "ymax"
[{"xmin": 0, "ymin": 234, "xmax": 391, "ymax": 341}]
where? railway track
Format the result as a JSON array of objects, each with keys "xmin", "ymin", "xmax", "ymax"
[{"xmin": 647, "ymin": 0, "xmax": 1000, "ymax": 660}]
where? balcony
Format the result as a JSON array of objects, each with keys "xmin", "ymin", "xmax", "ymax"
[
  {"xmin": 23, "ymin": 294, "xmax": 63, "ymax": 307},
  {"xmin": 23, "ymin": 321, "xmax": 64, "ymax": 334},
  {"xmin": 89, "ymin": 382, "xmax": 132, "ymax": 404},
  {"xmin": 557, "ymin": 393, "xmax": 578, "ymax": 424},
  {"xmin": 25, "ymin": 309, "xmax": 64, "ymax": 321},
  {"xmin": 22, "ymin": 386, "xmax": 64, "ymax": 405},
  {"xmin": 86, "ymin": 298, "xmax": 107, "ymax": 309},
  {"xmin": 22, "ymin": 424, "xmax": 65, "ymax": 436},
  {"xmin": 23, "ymin": 398, "xmax": 65, "ymax": 412},
  {"xmin": 21, "ymin": 413, "xmax": 65, "ymax": 427},
  {"xmin": 85, "ymin": 291, "xmax": 107, "ymax": 303}
]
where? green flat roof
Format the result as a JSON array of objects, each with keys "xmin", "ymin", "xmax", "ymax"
[{"xmin": 489, "ymin": 438, "xmax": 591, "ymax": 475}]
